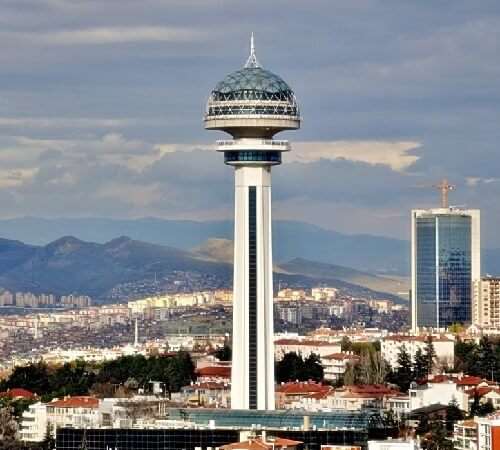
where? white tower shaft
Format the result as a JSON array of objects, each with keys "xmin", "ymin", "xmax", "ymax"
[
  {"xmin": 134, "ymin": 317, "xmax": 139, "ymax": 347},
  {"xmin": 231, "ymin": 166, "xmax": 275, "ymax": 410}
]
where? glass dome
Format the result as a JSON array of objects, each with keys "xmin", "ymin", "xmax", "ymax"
[
  {"xmin": 204, "ymin": 36, "xmax": 301, "ymax": 132},
  {"xmin": 211, "ymin": 67, "xmax": 295, "ymax": 101}
]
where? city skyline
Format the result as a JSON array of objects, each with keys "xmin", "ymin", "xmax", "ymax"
[{"xmin": 0, "ymin": 1, "xmax": 499, "ymax": 246}]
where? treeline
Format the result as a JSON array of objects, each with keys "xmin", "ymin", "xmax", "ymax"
[
  {"xmin": 275, "ymin": 353, "xmax": 324, "ymax": 383},
  {"xmin": 455, "ymin": 336, "xmax": 500, "ymax": 380},
  {"xmin": 0, "ymin": 352, "xmax": 195, "ymax": 403}
]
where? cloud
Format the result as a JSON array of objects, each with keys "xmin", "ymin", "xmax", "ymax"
[
  {"xmin": 0, "ymin": 26, "xmax": 206, "ymax": 46},
  {"xmin": 290, "ymin": 140, "xmax": 421, "ymax": 171}
]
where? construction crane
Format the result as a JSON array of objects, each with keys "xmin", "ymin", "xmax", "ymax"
[{"xmin": 434, "ymin": 178, "xmax": 455, "ymax": 208}]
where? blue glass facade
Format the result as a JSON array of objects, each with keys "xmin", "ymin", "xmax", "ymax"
[{"xmin": 414, "ymin": 213, "xmax": 472, "ymax": 328}]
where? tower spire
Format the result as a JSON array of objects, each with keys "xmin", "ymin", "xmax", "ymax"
[{"xmin": 245, "ymin": 32, "xmax": 260, "ymax": 68}]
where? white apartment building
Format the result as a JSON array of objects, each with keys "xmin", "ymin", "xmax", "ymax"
[
  {"xmin": 367, "ymin": 440, "xmax": 419, "ymax": 450},
  {"xmin": 311, "ymin": 287, "xmax": 338, "ymax": 301},
  {"xmin": 274, "ymin": 338, "xmax": 341, "ymax": 359},
  {"xmin": 381, "ymin": 335, "xmax": 454, "ymax": 369},
  {"xmin": 476, "ymin": 412, "xmax": 500, "ymax": 450},
  {"xmin": 19, "ymin": 402, "xmax": 47, "ymax": 442},
  {"xmin": 408, "ymin": 378, "xmax": 469, "ymax": 412},
  {"xmin": 321, "ymin": 352, "xmax": 360, "ymax": 381},
  {"xmin": 454, "ymin": 419, "xmax": 478, "ymax": 450},
  {"xmin": 20, "ymin": 395, "xmax": 169, "ymax": 442},
  {"xmin": 473, "ymin": 277, "xmax": 500, "ymax": 330}
]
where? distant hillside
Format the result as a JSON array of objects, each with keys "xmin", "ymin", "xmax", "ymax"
[
  {"xmin": 277, "ymin": 258, "xmax": 409, "ymax": 298},
  {"xmin": 0, "ymin": 217, "xmax": 497, "ymax": 289},
  {"xmin": 0, "ymin": 217, "xmax": 410, "ymax": 274},
  {"xmin": 0, "ymin": 236, "xmax": 231, "ymax": 299},
  {"xmin": 194, "ymin": 238, "xmax": 234, "ymax": 264},
  {"xmin": 0, "ymin": 236, "xmax": 403, "ymax": 302}
]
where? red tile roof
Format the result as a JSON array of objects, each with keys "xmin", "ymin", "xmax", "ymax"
[
  {"xmin": 275, "ymin": 339, "xmax": 340, "ymax": 347},
  {"xmin": 196, "ymin": 366, "xmax": 231, "ymax": 378},
  {"xmin": 338, "ymin": 384, "xmax": 401, "ymax": 399},
  {"xmin": 456, "ymin": 376, "xmax": 484, "ymax": 386},
  {"xmin": 276, "ymin": 381, "xmax": 332, "ymax": 396},
  {"xmin": 48, "ymin": 396, "xmax": 99, "ymax": 409},
  {"xmin": 221, "ymin": 437, "xmax": 302, "ymax": 450},
  {"xmin": 0, "ymin": 388, "xmax": 37, "ymax": 400}
]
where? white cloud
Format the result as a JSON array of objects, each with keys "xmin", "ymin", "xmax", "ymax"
[
  {"xmin": 0, "ymin": 117, "xmax": 136, "ymax": 129},
  {"xmin": 0, "ymin": 26, "xmax": 206, "ymax": 46},
  {"xmin": 289, "ymin": 140, "xmax": 421, "ymax": 171}
]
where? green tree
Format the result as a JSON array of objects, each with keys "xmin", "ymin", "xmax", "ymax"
[
  {"xmin": 424, "ymin": 337, "xmax": 436, "ymax": 376},
  {"xmin": 303, "ymin": 353, "xmax": 324, "ymax": 382},
  {"xmin": 395, "ymin": 345, "xmax": 413, "ymax": 392},
  {"xmin": 214, "ymin": 345, "xmax": 232, "ymax": 362},
  {"xmin": 454, "ymin": 340, "xmax": 477, "ymax": 373},
  {"xmin": 340, "ymin": 336, "xmax": 352, "ymax": 352},
  {"xmin": 5, "ymin": 362, "xmax": 50, "ymax": 395},
  {"xmin": 446, "ymin": 398, "xmax": 464, "ymax": 431},
  {"xmin": 476, "ymin": 336, "xmax": 498, "ymax": 380},
  {"xmin": 276, "ymin": 352, "xmax": 324, "ymax": 383},
  {"xmin": 413, "ymin": 347, "xmax": 428, "ymax": 381}
]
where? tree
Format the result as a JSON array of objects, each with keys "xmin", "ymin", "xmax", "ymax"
[
  {"xmin": 276, "ymin": 352, "xmax": 324, "ymax": 383},
  {"xmin": 424, "ymin": 337, "xmax": 436, "ymax": 377},
  {"xmin": 5, "ymin": 362, "xmax": 50, "ymax": 395},
  {"xmin": 0, "ymin": 407, "xmax": 17, "ymax": 442},
  {"xmin": 476, "ymin": 336, "xmax": 498, "ymax": 380},
  {"xmin": 413, "ymin": 347, "xmax": 428, "ymax": 381},
  {"xmin": 214, "ymin": 345, "xmax": 232, "ymax": 362},
  {"xmin": 395, "ymin": 345, "xmax": 413, "ymax": 392},
  {"xmin": 446, "ymin": 398, "xmax": 464, "ymax": 431},
  {"xmin": 340, "ymin": 336, "xmax": 352, "ymax": 352},
  {"xmin": 420, "ymin": 420, "xmax": 453, "ymax": 450},
  {"xmin": 303, "ymin": 353, "xmax": 324, "ymax": 382}
]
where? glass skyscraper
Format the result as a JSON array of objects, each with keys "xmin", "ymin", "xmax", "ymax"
[{"xmin": 411, "ymin": 208, "xmax": 480, "ymax": 330}]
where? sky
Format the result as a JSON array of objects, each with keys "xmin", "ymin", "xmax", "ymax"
[{"xmin": 0, "ymin": 0, "xmax": 499, "ymax": 246}]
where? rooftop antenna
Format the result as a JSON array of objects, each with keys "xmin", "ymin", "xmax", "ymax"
[{"xmin": 245, "ymin": 32, "xmax": 260, "ymax": 68}]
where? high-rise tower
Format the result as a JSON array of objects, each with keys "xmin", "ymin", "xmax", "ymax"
[
  {"xmin": 411, "ymin": 207, "xmax": 480, "ymax": 331},
  {"xmin": 204, "ymin": 36, "xmax": 300, "ymax": 410}
]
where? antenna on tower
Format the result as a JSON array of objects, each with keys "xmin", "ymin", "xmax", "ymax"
[
  {"xmin": 434, "ymin": 178, "xmax": 455, "ymax": 208},
  {"xmin": 245, "ymin": 32, "xmax": 260, "ymax": 68}
]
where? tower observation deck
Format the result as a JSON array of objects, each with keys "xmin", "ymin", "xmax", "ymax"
[{"xmin": 205, "ymin": 35, "xmax": 301, "ymax": 410}]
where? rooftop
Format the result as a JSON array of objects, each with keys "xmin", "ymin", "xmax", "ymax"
[
  {"xmin": 221, "ymin": 437, "xmax": 302, "ymax": 450},
  {"xmin": 166, "ymin": 408, "xmax": 386, "ymax": 431}
]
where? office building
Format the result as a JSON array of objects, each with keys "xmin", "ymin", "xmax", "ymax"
[
  {"xmin": 205, "ymin": 35, "xmax": 300, "ymax": 409},
  {"xmin": 411, "ymin": 208, "xmax": 480, "ymax": 330}
]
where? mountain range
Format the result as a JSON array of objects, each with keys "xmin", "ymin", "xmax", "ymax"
[
  {"xmin": 0, "ymin": 217, "xmax": 497, "ymax": 276},
  {"xmin": 0, "ymin": 217, "xmax": 409, "ymax": 274}
]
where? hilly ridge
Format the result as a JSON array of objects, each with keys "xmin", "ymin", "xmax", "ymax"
[
  {"xmin": 0, "ymin": 235, "xmax": 404, "ymax": 302},
  {"xmin": 0, "ymin": 217, "xmax": 409, "ymax": 274}
]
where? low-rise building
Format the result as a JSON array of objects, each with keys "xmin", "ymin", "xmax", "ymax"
[
  {"xmin": 454, "ymin": 419, "xmax": 478, "ymax": 450},
  {"xmin": 476, "ymin": 412, "xmax": 500, "ymax": 450},
  {"xmin": 367, "ymin": 440, "xmax": 419, "ymax": 450},
  {"xmin": 409, "ymin": 376, "xmax": 469, "ymax": 412},
  {"xmin": 321, "ymin": 352, "xmax": 360, "ymax": 381},
  {"xmin": 381, "ymin": 335, "xmax": 454, "ymax": 369},
  {"xmin": 274, "ymin": 338, "xmax": 341, "ymax": 359}
]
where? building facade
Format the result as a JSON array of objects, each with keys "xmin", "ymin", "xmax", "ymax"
[
  {"xmin": 411, "ymin": 208, "xmax": 480, "ymax": 331},
  {"xmin": 205, "ymin": 36, "xmax": 300, "ymax": 410},
  {"xmin": 473, "ymin": 277, "xmax": 500, "ymax": 330}
]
